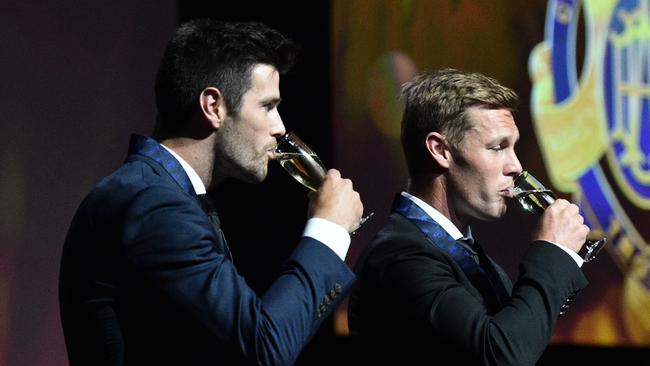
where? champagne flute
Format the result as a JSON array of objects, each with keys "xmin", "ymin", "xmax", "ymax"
[
  {"xmin": 274, "ymin": 131, "xmax": 374, "ymax": 231},
  {"xmin": 510, "ymin": 171, "xmax": 607, "ymax": 263}
]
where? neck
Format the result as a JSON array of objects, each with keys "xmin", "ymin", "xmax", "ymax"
[
  {"xmin": 158, "ymin": 134, "xmax": 216, "ymax": 189},
  {"xmin": 407, "ymin": 173, "xmax": 468, "ymax": 232}
]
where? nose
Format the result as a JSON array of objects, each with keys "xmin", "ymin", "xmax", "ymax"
[
  {"xmin": 506, "ymin": 150, "xmax": 523, "ymax": 178},
  {"xmin": 271, "ymin": 114, "xmax": 286, "ymax": 138}
]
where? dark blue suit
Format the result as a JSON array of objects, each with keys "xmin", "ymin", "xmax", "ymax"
[{"xmin": 59, "ymin": 134, "xmax": 354, "ymax": 365}]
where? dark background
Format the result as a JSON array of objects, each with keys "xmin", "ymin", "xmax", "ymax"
[{"xmin": 2, "ymin": 1, "xmax": 649, "ymax": 365}]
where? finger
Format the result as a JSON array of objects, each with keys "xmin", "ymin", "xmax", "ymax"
[
  {"xmin": 342, "ymin": 178, "xmax": 353, "ymax": 190},
  {"xmin": 553, "ymin": 198, "xmax": 570, "ymax": 208},
  {"xmin": 326, "ymin": 169, "xmax": 341, "ymax": 179},
  {"xmin": 567, "ymin": 203, "xmax": 580, "ymax": 215}
]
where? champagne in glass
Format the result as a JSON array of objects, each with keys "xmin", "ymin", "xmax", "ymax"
[
  {"xmin": 511, "ymin": 171, "xmax": 607, "ymax": 263},
  {"xmin": 514, "ymin": 188, "xmax": 556, "ymax": 215},
  {"xmin": 276, "ymin": 152, "xmax": 326, "ymax": 192},
  {"xmin": 274, "ymin": 132, "xmax": 374, "ymax": 229}
]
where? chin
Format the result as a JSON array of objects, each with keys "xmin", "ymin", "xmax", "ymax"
[
  {"xmin": 477, "ymin": 207, "xmax": 506, "ymax": 222},
  {"xmin": 248, "ymin": 172, "xmax": 266, "ymax": 184},
  {"xmin": 493, "ymin": 208, "xmax": 508, "ymax": 220},
  {"xmin": 236, "ymin": 166, "xmax": 267, "ymax": 184},
  {"xmin": 479, "ymin": 214, "xmax": 501, "ymax": 222},
  {"xmin": 253, "ymin": 166, "xmax": 268, "ymax": 183}
]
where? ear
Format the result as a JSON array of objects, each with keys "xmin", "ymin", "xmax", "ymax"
[
  {"xmin": 425, "ymin": 132, "xmax": 452, "ymax": 169},
  {"xmin": 199, "ymin": 87, "xmax": 228, "ymax": 129}
]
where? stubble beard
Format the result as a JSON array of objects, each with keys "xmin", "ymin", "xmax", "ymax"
[{"xmin": 212, "ymin": 134, "xmax": 268, "ymax": 185}]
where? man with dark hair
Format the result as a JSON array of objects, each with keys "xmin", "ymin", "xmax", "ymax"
[
  {"xmin": 348, "ymin": 68, "xmax": 589, "ymax": 365},
  {"xmin": 59, "ymin": 19, "xmax": 363, "ymax": 365}
]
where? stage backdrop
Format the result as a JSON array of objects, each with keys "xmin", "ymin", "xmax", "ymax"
[
  {"xmin": 0, "ymin": 2, "xmax": 177, "ymax": 365},
  {"xmin": 2, "ymin": 2, "xmax": 649, "ymax": 366},
  {"xmin": 332, "ymin": 0, "xmax": 650, "ymax": 347}
]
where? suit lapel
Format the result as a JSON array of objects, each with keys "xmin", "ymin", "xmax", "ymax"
[
  {"xmin": 392, "ymin": 194, "xmax": 509, "ymax": 312},
  {"xmin": 126, "ymin": 134, "xmax": 195, "ymax": 196}
]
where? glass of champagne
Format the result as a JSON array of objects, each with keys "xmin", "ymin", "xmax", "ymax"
[
  {"xmin": 510, "ymin": 171, "xmax": 606, "ymax": 263},
  {"xmin": 274, "ymin": 131, "xmax": 374, "ymax": 230}
]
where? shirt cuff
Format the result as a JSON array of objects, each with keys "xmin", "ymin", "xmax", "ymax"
[
  {"xmin": 547, "ymin": 241, "xmax": 584, "ymax": 267},
  {"xmin": 302, "ymin": 218, "xmax": 351, "ymax": 261}
]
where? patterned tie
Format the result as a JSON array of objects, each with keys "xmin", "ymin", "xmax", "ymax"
[
  {"xmin": 197, "ymin": 194, "xmax": 233, "ymax": 261},
  {"xmin": 456, "ymin": 236, "xmax": 479, "ymax": 264}
]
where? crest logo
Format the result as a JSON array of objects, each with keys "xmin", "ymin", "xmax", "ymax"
[
  {"xmin": 605, "ymin": 0, "xmax": 650, "ymax": 208},
  {"xmin": 530, "ymin": 0, "xmax": 650, "ymax": 342}
]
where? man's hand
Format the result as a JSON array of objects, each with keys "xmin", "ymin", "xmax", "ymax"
[
  {"xmin": 533, "ymin": 199, "xmax": 589, "ymax": 253},
  {"xmin": 308, "ymin": 169, "xmax": 363, "ymax": 233}
]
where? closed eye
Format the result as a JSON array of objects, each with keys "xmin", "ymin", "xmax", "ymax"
[
  {"xmin": 489, "ymin": 137, "xmax": 518, "ymax": 152},
  {"xmin": 262, "ymin": 98, "xmax": 282, "ymax": 112}
]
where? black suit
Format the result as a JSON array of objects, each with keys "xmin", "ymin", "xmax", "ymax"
[{"xmin": 348, "ymin": 195, "xmax": 587, "ymax": 365}]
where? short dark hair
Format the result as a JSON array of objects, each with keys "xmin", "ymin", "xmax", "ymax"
[
  {"xmin": 400, "ymin": 68, "xmax": 519, "ymax": 178},
  {"xmin": 154, "ymin": 19, "xmax": 298, "ymax": 136}
]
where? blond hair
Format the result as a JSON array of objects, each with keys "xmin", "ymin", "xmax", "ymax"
[{"xmin": 400, "ymin": 68, "xmax": 518, "ymax": 178}]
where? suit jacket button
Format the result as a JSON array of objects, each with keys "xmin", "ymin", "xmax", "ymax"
[{"xmin": 334, "ymin": 283, "xmax": 342, "ymax": 293}]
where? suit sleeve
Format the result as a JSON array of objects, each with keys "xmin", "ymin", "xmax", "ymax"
[
  {"xmin": 373, "ymin": 235, "xmax": 587, "ymax": 366},
  {"xmin": 121, "ymin": 185, "xmax": 354, "ymax": 365}
]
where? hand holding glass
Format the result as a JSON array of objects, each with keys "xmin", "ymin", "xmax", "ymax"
[
  {"xmin": 274, "ymin": 132, "xmax": 373, "ymax": 231},
  {"xmin": 510, "ymin": 171, "xmax": 606, "ymax": 263}
]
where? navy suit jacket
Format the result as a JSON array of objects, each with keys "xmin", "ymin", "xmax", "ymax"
[
  {"xmin": 348, "ymin": 195, "xmax": 588, "ymax": 365},
  {"xmin": 59, "ymin": 134, "xmax": 354, "ymax": 365}
]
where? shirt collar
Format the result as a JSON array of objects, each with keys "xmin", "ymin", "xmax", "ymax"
[
  {"xmin": 401, "ymin": 191, "xmax": 472, "ymax": 241},
  {"xmin": 160, "ymin": 144, "xmax": 207, "ymax": 195}
]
